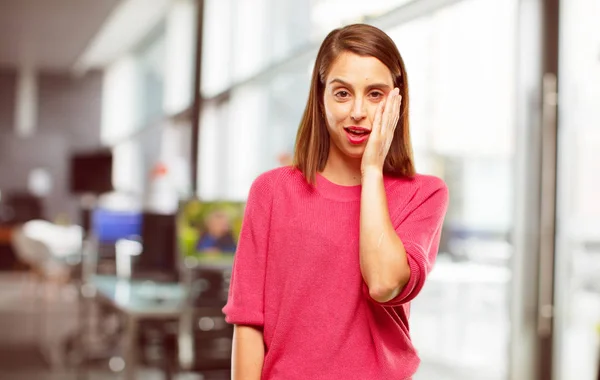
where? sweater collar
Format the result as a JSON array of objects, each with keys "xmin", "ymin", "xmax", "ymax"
[{"xmin": 315, "ymin": 172, "xmax": 362, "ymax": 202}]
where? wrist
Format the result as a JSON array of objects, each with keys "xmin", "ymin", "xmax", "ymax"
[{"xmin": 361, "ymin": 167, "xmax": 384, "ymax": 182}]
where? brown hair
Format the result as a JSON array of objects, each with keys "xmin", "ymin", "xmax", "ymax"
[{"xmin": 293, "ymin": 23, "xmax": 415, "ymax": 184}]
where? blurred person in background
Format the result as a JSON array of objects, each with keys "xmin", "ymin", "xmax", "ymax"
[
  {"xmin": 223, "ymin": 24, "xmax": 448, "ymax": 380},
  {"xmin": 197, "ymin": 209, "xmax": 237, "ymax": 253}
]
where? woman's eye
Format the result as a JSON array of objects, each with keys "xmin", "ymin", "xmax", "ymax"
[
  {"xmin": 369, "ymin": 92, "xmax": 384, "ymax": 100},
  {"xmin": 335, "ymin": 90, "xmax": 350, "ymax": 98}
]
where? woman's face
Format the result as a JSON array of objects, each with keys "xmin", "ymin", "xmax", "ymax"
[{"xmin": 323, "ymin": 51, "xmax": 395, "ymax": 161}]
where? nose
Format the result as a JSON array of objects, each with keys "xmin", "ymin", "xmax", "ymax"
[{"xmin": 350, "ymin": 96, "xmax": 366, "ymax": 121}]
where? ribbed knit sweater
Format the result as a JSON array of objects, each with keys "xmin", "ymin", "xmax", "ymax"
[{"xmin": 223, "ymin": 166, "xmax": 449, "ymax": 380}]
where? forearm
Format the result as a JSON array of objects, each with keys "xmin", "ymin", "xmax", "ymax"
[
  {"xmin": 359, "ymin": 169, "xmax": 411, "ymax": 302},
  {"xmin": 232, "ymin": 325, "xmax": 265, "ymax": 380}
]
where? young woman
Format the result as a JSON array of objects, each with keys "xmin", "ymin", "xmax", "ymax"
[{"xmin": 223, "ymin": 23, "xmax": 449, "ymax": 380}]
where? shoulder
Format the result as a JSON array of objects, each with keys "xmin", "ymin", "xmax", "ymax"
[
  {"xmin": 252, "ymin": 165, "xmax": 302, "ymax": 186},
  {"xmin": 386, "ymin": 173, "xmax": 449, "ymax": 208},
  {"xmin": 249, "ymin": 166, "xmax": 305, "ymax": 197},
  {"xmin": 413, "ymin": 174, "xmax": 448, "ymax": 197},
  {"xmin": 386, "ymin": 173, "xmax": 447, "ymax": 193}
]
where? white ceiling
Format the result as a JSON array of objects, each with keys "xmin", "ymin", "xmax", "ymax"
[{"xmin": 0, "ymin": 0, "xmax": 120, "ymax": 70}]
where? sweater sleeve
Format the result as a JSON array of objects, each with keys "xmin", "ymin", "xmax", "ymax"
[
  {"xmin": 375, "ymin": 177, "xmax": 449, "ymax": 307},
  {"xmin": 222, "ymin": 173, "xmax": 273, "ymax": 326}
]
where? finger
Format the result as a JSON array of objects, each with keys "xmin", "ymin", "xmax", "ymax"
[
  {"xmin": 382, "ymin": 88, "xmax": 399, "ymax": 137},
  {"xmin": 391, "ymin": 93, "xmax": 402, "ymax": 130},
  {"xmin": 379, "ymin": 88, "xmax": 395, "ymax": 137},
  {"xmin": 383, "ymin": 90, "xmax": 401, "ymax": 152},
  {"xmin": 371, "ymin": 98, "xmax": 385, "ymax": 136}
]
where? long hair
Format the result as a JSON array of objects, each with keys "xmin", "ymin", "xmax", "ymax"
[{"xmin": 293, "ymin": 24, "xmax": 415, "ymax": 184}]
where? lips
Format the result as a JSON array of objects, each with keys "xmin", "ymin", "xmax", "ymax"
[
  {"xmin": 344, "ymin": 126, "xmax": 371, "ymax": 134},
  {"xmin": 344, "ymin": 126, "xmax": 371, "ymax": 145}
]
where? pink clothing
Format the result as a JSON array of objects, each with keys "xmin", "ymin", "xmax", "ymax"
[{"xmin": 223, "ymin": 166, "xmax": 449, "ymax": 380}]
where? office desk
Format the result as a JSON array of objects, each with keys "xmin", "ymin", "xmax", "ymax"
[
  {"xmin": 84, "ymin": 254, "xmax": 233, "ymax": 380},
  {"xmin": 185, "ymin": 254, "xmax": 234, "ymax": 270},
  {"xmin": 91, "ymin": 275, "xmax": 186, "ymax": 317},
  {"xmin": 87, "ymin": 275, "xmax": 187, "ymax": 380}
]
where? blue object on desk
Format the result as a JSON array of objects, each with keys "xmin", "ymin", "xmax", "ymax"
[{"xmin": 92, "ymin": 209, "xmax": 142, "ymax": 243}]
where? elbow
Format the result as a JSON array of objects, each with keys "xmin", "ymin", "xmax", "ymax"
[
  {"xmin": 368, "ymin": 269, "xmax": 411, "ymax": 303},
  {"xmin": 368, "ymin": 285, "xmax": 397, "ymax": 303}
]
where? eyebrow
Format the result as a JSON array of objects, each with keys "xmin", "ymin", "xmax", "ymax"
[{"xmin": 328, "ymin": 78, "xmax": 392, "ymax": 91}]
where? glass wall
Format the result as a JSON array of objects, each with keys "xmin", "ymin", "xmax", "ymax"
[
  {"xmin": 101, "ymin": 0, "xmax": 197, "ymax": 208},
  {"xmin": 388, "ymin": 1, "xmax": 516, "ymax": 378},
  {"xmin": 198, "ymin": 0, "xmax": 313, "ymax": 199},
  {"xmin": 555, "ymin": 0, "xmax": 600, "ymax": 378}
]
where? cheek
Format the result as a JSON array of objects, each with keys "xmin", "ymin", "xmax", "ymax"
[
  {"xmin": 324, "ymin": 102, "xmax": 350, "ymax": 128},
  {"xmin": 366, "ymin": 102, "xmax": 382, "ymax": 123}
]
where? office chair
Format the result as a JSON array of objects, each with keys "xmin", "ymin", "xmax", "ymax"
[
  {"xmin": 136, "ymin": 266, "xmax": 233, "ymax": 380},
  {"xmin": 181, "ymin": 266, "xmax": 232, "ymax": 378}
]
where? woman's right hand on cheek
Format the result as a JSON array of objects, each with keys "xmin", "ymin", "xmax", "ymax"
[{"xmin": 361, "ymin": 87, "xmax": 402, "ymax": 177}]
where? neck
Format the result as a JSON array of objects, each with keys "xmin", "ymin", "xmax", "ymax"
[{"xmin": 320, "ymin": 146, "xmax": 362, "ymax": 186}]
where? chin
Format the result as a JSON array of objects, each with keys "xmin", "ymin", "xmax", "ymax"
[
  {"xmin": 330, "ymin": 137, "xmax": 365, "ymax": 160},
  {"xmin": 343, "ymin": 146, "xmax": 365, "ymax": 159}
]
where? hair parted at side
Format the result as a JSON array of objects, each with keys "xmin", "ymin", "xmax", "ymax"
[{"xmin": 293, "ymin": 23, "xmax": 415, "ymax": 184}]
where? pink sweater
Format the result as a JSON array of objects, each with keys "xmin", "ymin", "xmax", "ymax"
[{"xmin": 223, "ymin": 166, "xmax": 449, "ymax": 380}]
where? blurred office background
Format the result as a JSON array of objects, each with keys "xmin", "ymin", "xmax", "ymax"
[{"xmin": 0, "ymin": 0, "xmax": 598, "ymax": 379}]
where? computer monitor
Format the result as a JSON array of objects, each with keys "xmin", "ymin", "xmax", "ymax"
[
  {"xmin": 69, "ymin": 150, "xmax": 113, "ymax": 195},
  {"xmin": 177, "ymin": 199, "xmax": 245, "ymax": 259},
  {"xmin": 132, "ymin": 212, "xmax": 179, "ymax": 281},
  {"xmin": 92, "ymin": 208, "xmax": 142, "ymax": 244}
]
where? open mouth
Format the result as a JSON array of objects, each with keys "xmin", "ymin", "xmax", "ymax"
[
  {"xmin": 344, "ymin": 126, "xmax": 371, "ymax": 144},
  {"xmin": 344, "ymin": 126, "xmax": 371, "ymax": 136}
]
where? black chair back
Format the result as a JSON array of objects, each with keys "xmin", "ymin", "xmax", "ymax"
[
  {"xmin": 188, "ymin": 267, "xmax": 231, "ymax": 308},
  {"xmin": 182, "ymin": 266, "xmax": 233, "ymax": 372}
]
